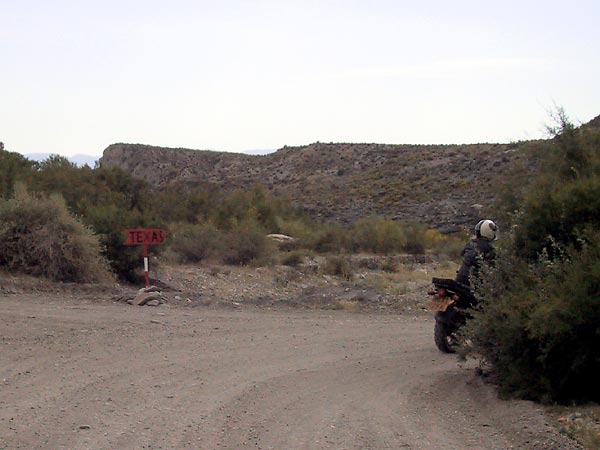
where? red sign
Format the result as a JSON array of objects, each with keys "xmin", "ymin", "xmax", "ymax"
[{"xmin": 124, "ymin": 229, "xmax": 167, "ymax": 246}]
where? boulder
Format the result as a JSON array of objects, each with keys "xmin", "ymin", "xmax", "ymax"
[
  {"xmin": 131, "ymin": 291, "xmax": 162, "ymax": 306},
  {"xmin": 267, "ymin": 234, "xmax": 296, "ymax": 243}
]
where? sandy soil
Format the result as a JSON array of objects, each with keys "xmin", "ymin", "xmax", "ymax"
[{"xmin": 0, "ymin": 290, "xmax": 581, "ymax": 450}]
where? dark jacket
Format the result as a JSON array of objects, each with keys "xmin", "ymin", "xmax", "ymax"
[{"xmin": 455, "ymin": 237, "xmax": 495, "ymax": 286}]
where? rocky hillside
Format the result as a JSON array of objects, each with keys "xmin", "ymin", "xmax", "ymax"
[
  {"xmin": 99, "ymin": 140, "xmax": 541, "ymax": 233},
  {"xmin": 104, "ymin": 110, "xmax": 600, "ymax": 232}
]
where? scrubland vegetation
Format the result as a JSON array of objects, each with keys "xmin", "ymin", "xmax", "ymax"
[
  {"xmin": 0, "ymin": 147, "xmax": 460, "ymax": 282},
  {"xmin": 461, "ymin": 110, "xmax": 600, "ymax": 408},
  {"xmin": 1, "ymin": 110, "xmax": 599, "ymax": 408}
]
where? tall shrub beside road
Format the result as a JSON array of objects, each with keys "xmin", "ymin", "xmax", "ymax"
[
  {"xmin": 462, "ymin": 111, "xmax": 600, "ymax": 403},
  {"xmin": 0, "ymin": 186, "xmax": 111, "ymax": 282}
]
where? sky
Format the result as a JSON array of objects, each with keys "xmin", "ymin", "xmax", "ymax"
[{"xmin": 1, "ymin": 0, "xmax": 599, "ymax": 157}]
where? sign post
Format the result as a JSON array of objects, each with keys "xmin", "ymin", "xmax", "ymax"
[{"xmin": 124, "ymin": 229, "xmax": 167, "ymax": 288}]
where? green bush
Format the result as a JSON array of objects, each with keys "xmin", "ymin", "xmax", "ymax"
[
  {"xmin": 380, "ymin": 258, "xmax": 398, "ymax": 273},
  {"xmin": 281, "ymin": 250, "xmax": 305, "ymax": 267},
  {"xmin": 401, "ymin": 223, "xmax": 427, "ymax": 255},
  {"xmin": 463, "ymin": 233, "xmax": 600, "ymax": 403},
  {"xmin": 278, "ymin": 218, "xmax": 321, "ymax": 249},
  {"xmin": 322, "ymin": 255, "xmax": 354, "ymax": 280},
  {"xmin": 223, "ymin": 219, "xmax": 272, "ymax": 265},
  {"xmin": 211, "ymin": 186, "xmax": 287, "ymax": 232},
  {"xmin": 423, "ymin": 229, "xmax": 465, "ymax": 258},
  {"xmin": 513, "ymin": 111, "xmax": 600, "ymax": 259},
  {"xmin": 313, "ymin": 224, "xmax": 348, "ymax": 253},
  {"xmin": 278, "ymin": 219, "xmax": 348, "ymax": 253},
  {"xmin": 351, "ymin": 217, "xmax": 407, "ymax": 254},
  {"xmin": 169, "ymin": 222, "xmax": 224, "ymax": 263},
  {"xmin": 461, "ymin": 112, "xmax": 600, "ymax": 403},
  {"xmin": 349, "ymin": 218, "xmax": 431, "ymax": 255},
  {"xmin": 0, "ymin": 186, "xmax": 111, "ymax": 282}
]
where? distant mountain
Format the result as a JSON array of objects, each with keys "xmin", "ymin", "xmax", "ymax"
[
  {"xmin": 99, "ymin": 140, "xmax": 539, "ymax": 233},
  {"xmin": 23, "ymin": 153, "xmax": 100, "ymax": 167},
  {"xmin": 22, "ymin": 149, "xmax": 273, "ymax": 165}
]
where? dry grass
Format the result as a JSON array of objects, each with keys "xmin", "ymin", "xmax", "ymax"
[
  {"xmin": 363, "ymin": 261, "xmax": 458, "ymax": 295},
  {"xmin": 333, "ymin": 300, "xmax": 360, "ymax": 312}
]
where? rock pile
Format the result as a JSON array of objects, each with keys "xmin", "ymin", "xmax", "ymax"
[{"xmin": 127, "ymin": 286, "xmax": 168, "ymax": 307}]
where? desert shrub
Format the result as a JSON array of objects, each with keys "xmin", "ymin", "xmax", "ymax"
[
  {"xmin": 276, "ymin": 237, "xmax": 302, "ymax": 252},
  {"xmin": 322, "ymin": 255, "xmax": 353, "ymax": 280},
  {"xmin": 349, "ymin": 218, "xmax": 432, "ymax": 255},
  {"xmin": 380, "ymin": 258, "xmax": 398, "ymax": 272},
  {"xmin": 169, "ymin": 222, "xmax": 224, "ymax": 263},
  {"xmin": 280, "ymin": 217, "xmax": 453, "ymax": 256},
  {"xmin": 515, "ymin": 175, "xmax": 600, "ymax": 259},
  {"xmin": 0, "ymin": 186, "xmax": 111, "ymax": 282},
  {"xmin": 278, "ymin": 218, "xmax": 349, "ymax": 253},
  {"xmin": 223, "ymin": 219, "xmax": 273, "ymax": 265},
  {"xmin": 278, "ymin": 218, "xmax": 320, "ymax": 248},
  {"xmin": 513, "ymin": 110, "xmax": 600, "ymax": 259},
  {"xmin": 313, "ymin": 224, "xmax": 348, "ymax": 253},
  {"xmin": 350, "ymin": 217, "xmax": 407, "ymax": 254},
  {"xmin": 463, "ymin": 233, "xmax": 600, "ymax": 403},
  {"xmin": 424, "ymin": 229, "xmax": 466, "ymax": 258},
  {"xmin": 281, "ymin": 250, "xmax": 305, "ymax": 267},
  {"xmin": 401, "ymin": 223, "xmax": 427, "ymax": 254},
  {"xmin": 211, "ymin": 186, "xmax": 287, "ymax": 232},
  {"xmin": 461, "ymin": 112, "xmax": 600, "ymax": 403}
]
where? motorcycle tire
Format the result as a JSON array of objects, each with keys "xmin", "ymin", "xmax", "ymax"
[{"xmin": 434, "ymin": 320, "xmax": 457, "ymax": 353}]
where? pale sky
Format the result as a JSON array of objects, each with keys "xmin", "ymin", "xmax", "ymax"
[{"xmin": 2, "ymin": 0, "xmax": 599, "ymax": 157}]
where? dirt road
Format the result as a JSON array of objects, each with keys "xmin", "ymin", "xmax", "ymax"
[{"xmin": 0, "ymin": 294, "xmax": 580, "ymax": 449}]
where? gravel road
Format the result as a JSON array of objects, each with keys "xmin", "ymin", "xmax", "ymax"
[{"xmin": 0, "ymin": 293, "xmax": 580, "ymax": 449}]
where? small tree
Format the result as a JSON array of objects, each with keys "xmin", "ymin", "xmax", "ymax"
[{"xmin": 0, "ymin": 146, "xmax": 35, "ymax": 198}]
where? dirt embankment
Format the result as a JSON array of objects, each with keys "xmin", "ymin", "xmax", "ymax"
[{"xmin": 0, "ymin": 265, "xmax": 582, "ymax": 449}]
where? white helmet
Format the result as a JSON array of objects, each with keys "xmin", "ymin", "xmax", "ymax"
[{"xmin": 475, "ymin": 219, "xmax": 498, "ymax": 240}]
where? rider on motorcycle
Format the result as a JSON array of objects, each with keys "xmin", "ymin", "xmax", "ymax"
[
  {"xmin": 455, "ymin": 219, "xmax": 498, "ymax": 286},
  {"xmin": 430, "ymin": 219, "xmax": 498, "ymax": 353}
]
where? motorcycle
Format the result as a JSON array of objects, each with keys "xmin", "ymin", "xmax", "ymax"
[{"xmin": 428, "ymin": 277, "xmax": 477, "ymax": 353}]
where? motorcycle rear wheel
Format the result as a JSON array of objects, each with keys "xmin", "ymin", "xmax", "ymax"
[{"xmin": 434, "ymin": 320, "xmax": 457, "ymax": 353}]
